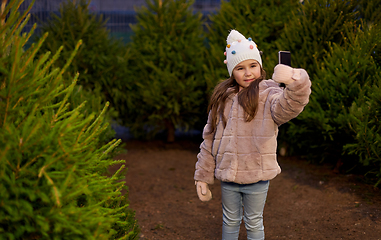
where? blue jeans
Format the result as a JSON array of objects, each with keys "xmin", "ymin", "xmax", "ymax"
[{"xmin": 221, "ymin": 181, "xmax": 269, "ymax": 240}]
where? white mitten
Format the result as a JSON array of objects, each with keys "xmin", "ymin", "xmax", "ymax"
[
  {"xmin": 272, "ymin": 64, "xmax": 297, "ymax": 85},
  {"xmin": 195, "ymin": 181, "xmax": 212, "ymax": 202}
]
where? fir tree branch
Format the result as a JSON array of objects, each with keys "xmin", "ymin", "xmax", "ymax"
[
  {"xmin": 85, "ymin": 101, "xmax": 109, "ymax": 134},
  {"xmin": 59, "ymin": 40, "xmax": 82, "ymax": 77},
  {"xmin": 39, "ymin": 166, "xmax": 61, "ymax": 207},
  {"xmin": 21, "ymin": 22, "xmax": 36, "ymax": 48},
  {"xmin": 7, "ymin": 0, "xmax": 33, "ymax": 39},
  {"xmin": 18, "ymin": 150, "xmax": 45, "ymax": 174},
  {"xmin": 38, "ymin": 45, "xmax": 63, "ymax": 79},
  {"xmin": 0, "ymin": 0, "xmax": 6, "ymax": 27},
  {"xmin": 74, "ymin": 112, "xmax": 95, "ymax": 145},
  {"xmin": 55, "ymin": 73, "xmax": 79, "ymax": 118},
  {"xmin": 99, "ymin": 139, "xmax": 121, "ymax": 161},
  {"xmin": 11, "ymin": 96, "xmax": 23, "ymax": 109},
  {"xmin": 20, "ymin": 32, "xmax": 49, "ymax": 74}
]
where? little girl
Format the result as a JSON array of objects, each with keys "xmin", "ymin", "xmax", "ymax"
[{"xmin": 194, "ymin": 30, "xmax": 311, "ymax": 240}]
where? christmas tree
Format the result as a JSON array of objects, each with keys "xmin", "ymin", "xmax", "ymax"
[
  {"xmin": 344, "ymin": 74, "xmax": 381, "ymax": 186},
  {"xmin": 35, "ymin": 0, "xmax": 133, "ymax": 125},
  {"xmin": 276, "ymin": 0, "xmax": 360, "ymax": 75},
  {"xmin": 0, "ymin": 0, "xmax": 139, "ymax": 238},
  {"xmin": 127, "ymin": 0, "xmax": 206, "ymax": 142},
  {"xmin": 205, "ymin": 0, "xmax": 300, "ymax": 92},
  {"xmin": 283, "ymin": 15, "xmax": 381, "ymax": 184},
  {"xmin": 340, "ymin": 24, "xmax": 381, "ymax": 185}
]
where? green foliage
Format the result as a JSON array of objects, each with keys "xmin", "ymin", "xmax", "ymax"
[
  {"xmin": 0, "ymin": 0, "xmax": 139, "ymax": 238},
  {"xmin": 128, "ymin": 0, "xmax": 206, "ymax": 142},
  {"xmin": 206, "ymin": 0, "xmax": 299, "ymax": 90},
  {"xmin": 356, "ymin": 0, "xmax": 381, "ymax": 67},
  {"xmin": 68, "ymin": 84, "xmax": 117, "ymax": 144},
  {"xmin": 274, "ymin": 0, "xmax": 381, "ymax": 185},
  {"xmin": 283, "ymin": 20, "xmax": 381, "ymax": 183},
  {"xmin": 35, "ymin": 0, "xmax": 133, "ymax": 124},
  {"xmin": 344, "ymin": 74, "xmax": 381, "ymax": 186},
  {"xmin": 341, "ymin": 25, "xmax": 381, "ymax": 186},
  {"xmin": 357, "ymin": 0, "xmax": 381, "ymax": 24},
  {"xmin": 277, "ymin": 0, "xmax": 360, "ymax": 75}
]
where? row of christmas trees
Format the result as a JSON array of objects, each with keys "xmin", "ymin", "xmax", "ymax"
[{"xmin": 118, "ymin": 0, "xmax": 380, "ymax": 184}]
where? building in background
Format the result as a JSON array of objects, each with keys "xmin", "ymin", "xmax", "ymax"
[{"xmin": 20, "ymin": 0, "xmax": 221, "ymax": 43}]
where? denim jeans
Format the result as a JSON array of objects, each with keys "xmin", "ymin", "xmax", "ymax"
[{"xmin": 221, "ymin": 181, "xmax": 269, "ymax": 240}]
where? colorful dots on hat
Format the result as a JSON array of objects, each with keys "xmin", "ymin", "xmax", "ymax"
[
  {"xmin": 224, "ymin": 52, "xmax": 227, "ymax": 56},
  {"xmin": 238, "ymin": 39, "xmax": 241, "ymax": 42},
  {"xmin": 250, "ymin": 45, "xmax": 254, "ymax": 49},
  {"xmin": 224, "ymin": 60, "xmax": 227, "ymax": 64},
  {"xmin": 232, "ymin": 50, "xmax": 236, "ymax": 54},
  {"xmin": 227, "ymin": 44, "xmax": 231, "ymax": 48},
  {"xmin": 248, "ymin": 37, "xmax": 252, "ymax": 41}
]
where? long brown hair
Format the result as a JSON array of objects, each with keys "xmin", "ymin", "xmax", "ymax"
[{"xmin": 207, "ymin": 68, "xmax": 266, "ymax": 134}]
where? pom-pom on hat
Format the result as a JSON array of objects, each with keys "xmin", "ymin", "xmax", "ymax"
[{"xmin": 224, "ymin": 30, "xmax": 262, "ymax": 76}]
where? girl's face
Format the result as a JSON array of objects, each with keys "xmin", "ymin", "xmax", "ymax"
[{"xmin": 232, "ymin": 59, "xmax": 262, "ymax": 91}]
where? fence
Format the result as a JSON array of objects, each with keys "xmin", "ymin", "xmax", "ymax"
[{"xmin": 18, "ymin": 0, "xmax": 221, "ymax": 43}]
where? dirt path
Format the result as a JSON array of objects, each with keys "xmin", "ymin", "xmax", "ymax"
[{"xmin": 117, "ymin": 140, "xmax": 381, "ymax": 240}]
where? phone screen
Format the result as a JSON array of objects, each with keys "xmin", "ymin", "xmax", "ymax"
[{"xmin": 279, "ymin": 51, "xmax": 291, "ymax": 66}]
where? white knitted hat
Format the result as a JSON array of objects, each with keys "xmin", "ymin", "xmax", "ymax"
[{"xmin": 224, "ymin": 30, "xmax": 262, "ymax": 76}]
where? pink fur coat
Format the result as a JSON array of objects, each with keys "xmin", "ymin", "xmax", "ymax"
[{"xmin": 194, "ymin": 68, "xmax": 311, "ymax": 185}]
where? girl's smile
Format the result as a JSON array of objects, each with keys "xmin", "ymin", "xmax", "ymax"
[{"xmin": 232, "ymin": 59, "xmax": 262, "ymax": 91}]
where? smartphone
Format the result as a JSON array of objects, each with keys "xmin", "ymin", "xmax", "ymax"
[
  {"xmin": 278, "ymin": 51, "xmax": 291, "ymax": 88},
  {"xmin": 278, "ymin": 51, "xmax": 291, "ymax": 66}
]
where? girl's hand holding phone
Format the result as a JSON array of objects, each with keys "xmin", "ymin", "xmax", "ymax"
[{"xmin": 272, "ymin": 64, "xmax": 296, "ymax": 85}]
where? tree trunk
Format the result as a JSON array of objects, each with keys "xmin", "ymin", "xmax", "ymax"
[{"xmin": 165, "ymin": 120, "xmax": 175, "ymax": 143}]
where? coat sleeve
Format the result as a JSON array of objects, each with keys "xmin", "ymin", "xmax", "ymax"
[
  {"xmin": 268, "ymin": 68, "xmax": 311, "ymax": 126},
  {"xmin": 194, "ymin": 113, "xmax": 216, "ymax": 185}
]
